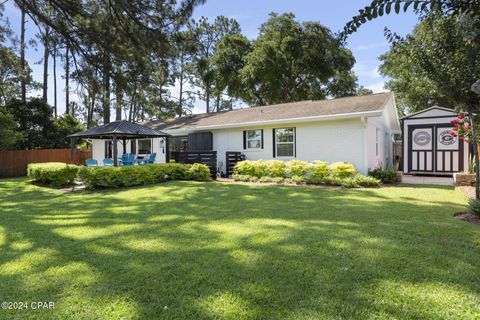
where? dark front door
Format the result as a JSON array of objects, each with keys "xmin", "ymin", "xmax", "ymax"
[{"xmin": 408, "ymin": 124, "xmax": 463, "ymax": 173}]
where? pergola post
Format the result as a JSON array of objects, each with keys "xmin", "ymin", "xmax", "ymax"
[
  {"xmin": 113, "ymin": 134, "xmax": 118, "ymax": 166},
  {"xmin": 165, "ymin": 137, "xmax": 170, "ymax": 163},
  {"xmin": 70, "ymin": 138, "xmax": 76, "ymax": 164},
  {"xmin": 122, "ymin": 138, "xmax": 127, "ymax": 155}
]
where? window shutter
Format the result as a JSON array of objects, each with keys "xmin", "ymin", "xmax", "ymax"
[
  {"xmin": 261, "ymin": 129, "xmax": 264, "ymax": 149},
  {"xmin": 104, "ymin": 141, "xmax": 108, "ymax": 158},
  {"xmin": 272, "ymin": 129, "xmax": 276, "ymax": 158},
  {"xmin": 243, "ymin": 131, "xmax": 246, "ymax": 150}
]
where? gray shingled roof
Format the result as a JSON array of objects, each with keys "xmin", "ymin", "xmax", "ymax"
[
  {"xmin": 145, "ymin": 92, "xmax": 392, "ymax": 131},
  {"xmin": 68, "ymin": 120, "xmax": 170, "ymax": 138}
]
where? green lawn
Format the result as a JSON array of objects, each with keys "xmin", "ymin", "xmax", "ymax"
[{"xmin": 0, "ymin": 178, "xmax": 479, "ymax": 319}]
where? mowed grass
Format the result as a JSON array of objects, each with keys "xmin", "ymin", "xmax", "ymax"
[{"xmin": 0, "ymin": 178, "xmax": 479, "ymax": 320}]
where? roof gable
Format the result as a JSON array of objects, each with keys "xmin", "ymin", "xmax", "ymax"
[{"xmin": 401, "ymin": 107, "xmax": 458, "ymax": 120}]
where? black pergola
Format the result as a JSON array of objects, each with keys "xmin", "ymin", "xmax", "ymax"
[{"xmin": 68, "ymin": 120, "xmax": 170, "ymax": 166}]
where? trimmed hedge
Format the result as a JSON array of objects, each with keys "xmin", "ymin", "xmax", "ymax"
[
  {"xmin": 78, "ymin": 163, "xmax": 211, "ymax": 189},
  {"xmin": 28, "ymin": 162, "xmax": 80, "ymax": 187},
  {"xmin": 233, "ymin": 160, "xmax": 380, "ymax": 188}
]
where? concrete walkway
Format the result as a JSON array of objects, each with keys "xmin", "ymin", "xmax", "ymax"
[{"xmin": 401, "ymin": 175, "xmax": 454, "ymax": 186}]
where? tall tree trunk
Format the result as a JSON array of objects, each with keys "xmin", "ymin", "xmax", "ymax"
[
  {"xmin": 87, "ymin": 92, "xmax": 95, "ymax": 128},
  {"xmin": 103, "ymin": 58, "xmax": 111, "ymax": 124},
  {"xmin": 205, "ymin": 88, "xmax": 210, "ymax": 113},
  {"xmin": 42, "ymin": 26, "xmax": 49, "ymax": 103},
  {"xmin": 65, "ymin": 45, "xmax": 70, "ymax": 114},
  {"xmin": 178, "ymin": 76, "xmax": 184, "ymax": 117},
  {"xmin": 215, "ymin": 94, "xmax": 221, "ymax": 113},
  {"xmin": 178, "ymin": 52, "xmax": 184, "ymax": 117},
  {"xmin": 20, "ymin": 9, "xmax": 26, "ymax": 103},
  {"xmin": 128, "ymin": 83, "xmax": 137, "ymax": 122},
  {"xmin": 469, "ymin": 111, "xmax": 480, "ymax": 199},
  {"xmin": 115, "ymin": 66, "xmax": 122, "ymax": 121},
  {"xmin": 53, "ymin": 43, "xmax": 57, "ymax": 117}
]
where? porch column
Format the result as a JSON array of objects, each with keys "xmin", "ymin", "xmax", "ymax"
[
  {"xmin": 122, "ymin": 138, "xmax": 127, "ymax": 155},
  {"xmin": 113, "ymin": 134, "xmax": 118, "ymax": 166},
  {"xmin": 165, "ymin": 137, "xmax": 170, "ymax": 163}
]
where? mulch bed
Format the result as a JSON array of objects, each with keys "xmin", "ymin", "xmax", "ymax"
[{"xmin": 454, "ymin": 212, "xmax": 480, "ymax": 225}]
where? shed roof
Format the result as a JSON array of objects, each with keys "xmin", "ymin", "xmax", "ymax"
[
  {"xmin": 145, "ymin": 92, "xmax": 393, "ymax": 131},
  {"xmin": 68, "ymin": 120, "xmax": 170, "ymax": 139}
]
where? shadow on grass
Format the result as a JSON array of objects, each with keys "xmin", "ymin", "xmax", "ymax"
[{"xmin": 0, "ymin": 179, "xmax": 478, "ymax": 319}]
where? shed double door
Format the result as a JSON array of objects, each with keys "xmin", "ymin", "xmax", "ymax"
[{"xmin": 408, "ymin": 124, "xmax": 463, "ymax": 173}]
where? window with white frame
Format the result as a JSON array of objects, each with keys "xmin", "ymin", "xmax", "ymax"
[
  {"xmin": 275, "ymin": 128, "xmax": 295, "ymax": 157},
  {"xmin": 246, "ymin": 129, "xmax": 262, "ymax": 149},
  {"xmin": 137, "ymin": 139, "xmax": 152, "ymax": 154}
]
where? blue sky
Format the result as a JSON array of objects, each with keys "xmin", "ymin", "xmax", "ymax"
[{"xmin": 3, "ymin": 0, "xmax": 419, "ymax": 116}]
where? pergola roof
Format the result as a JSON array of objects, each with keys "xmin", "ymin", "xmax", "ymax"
[{"xmin": 68, "ymin": 120, "xmax": 170, "ymax": 139}]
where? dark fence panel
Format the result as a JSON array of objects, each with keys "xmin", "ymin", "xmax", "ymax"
[
  {"xmin": 226, "ymin": 152, "xmax": 245, "ymax": 177},
  {"xmin": 172, "ymin": 151, "xmax": 217, "ymax": 179},
  {"xmin": 0, "ymin": 148, "xmax": 92, "ymax": 178}
]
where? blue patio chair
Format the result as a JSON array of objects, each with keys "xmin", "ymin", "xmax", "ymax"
[
  {"xmin": 143, "ymin": 153, "xmax": 157, "ymax": 164},
  {"xmin": 103, "ymin": 158, "xmax": 114, "ymax": 166},
  {"xmin": 120, "ymin": 153, "xmax": 135, "ymax": 166},
  {"xmin": 86, "ymin": 159, "xmax": 98, "ymax": 167}
]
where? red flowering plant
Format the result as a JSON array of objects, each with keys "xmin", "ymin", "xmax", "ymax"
[{"xmin": 451, "ymin": 114, "xmax": 474, "ymax": 142}]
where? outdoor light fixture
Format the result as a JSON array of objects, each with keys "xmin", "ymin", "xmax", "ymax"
[{"xmin": 160, "ymin": 139, "xmax": 165, "ymax": 153}]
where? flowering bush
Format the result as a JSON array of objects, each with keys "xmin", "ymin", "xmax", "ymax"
[{"xmin": 451, "ymin": 114, "xmax": 473, "ymax": 142}]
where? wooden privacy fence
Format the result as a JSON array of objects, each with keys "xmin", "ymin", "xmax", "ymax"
[
  {"xmin": 225, "ymin": 152, "xmax": 245, "ymax": 177},
  {"xmin": 0, "ymin": 148, "xmax": 92, "ymax": 178},
  {"xmin": 171, "ymin": 151, "xmax": 217, "ymax": 179}
]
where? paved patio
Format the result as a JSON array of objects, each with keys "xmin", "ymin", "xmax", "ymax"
[{"xmin": 401, "ymin": 175, "xmax": 454, "ymax": 186}]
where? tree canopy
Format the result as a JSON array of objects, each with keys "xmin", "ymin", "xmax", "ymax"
[
  {"xmin": 225, "ymin": 13, "xmax": 358, "ymax": 106},
  {"xmin": 379, "ymin": 13, "xmax": 480, "ymax": 115},
  {"xmin": 342, "ymin": 0, "xmax": 480, "ymax": 37}
]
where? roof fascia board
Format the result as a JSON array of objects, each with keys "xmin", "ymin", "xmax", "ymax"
[{"xmin": 162, "ymin": 110, "xmax": 384, "ymax": 133}]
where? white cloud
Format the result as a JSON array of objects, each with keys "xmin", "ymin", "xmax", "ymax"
[
  {"xmin": 365, "ymin": 81, "xmax": 388, "ymax": 93},
  {"xmin": 353, "ymin": 63, "xmax": 381, "ymax": 79},
  {"xmin": 355, "ymin": 42, "xmax": 388, "ymax": 51}
]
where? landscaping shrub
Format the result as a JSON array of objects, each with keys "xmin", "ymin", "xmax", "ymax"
[
  {"xmin": 28, "ymin": 162, "xmax": 80, "ymax": 187},
  {"xmin": 368, "ymin": 166, "xmax": 397, "ymax": 184},
  {"xmin": 291, "ymin": 175, "xmax": 306, "ymax": 184},
  {"xmin": 259, "ymin": 176, "xmax": 284, "ymax": 183},
  {"xmin": 311, "ymin": 161, "xmax": 330, "ymax": 179},
  {"xmin": 233, "ymin": 159, "xmax": 378, "ymax": 188},
  {"xmin": 233, "ymin": 160, "xmax": 258, "ymax": 177},
  {"xmin": 468, "ymin": 199, "xmax": 480, "ymax": 217},
  {"xmin": 287, "ymin": 160, "xmax": 311, "ymax": 177},
  {"xmin": 353, "ymin": 175, "xmax": 381, "ymax": 187},
  {"xmin": 78, "ymin": 163, "xmax": 210, "ymax": 189},
  {"xmin": 232, "ymin": 174, "xmax": 258, "ymax": 182},
  {"xmin": 328, "ymin": 162, "xmax": 357, "ymax": 178},
  {"xmin": 187, "ymin": 163, "xmax": 212, "ymax": 181},
  {"xmin": 265, "ymin": 160, "xmax": 286, "ymax": 177}
]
